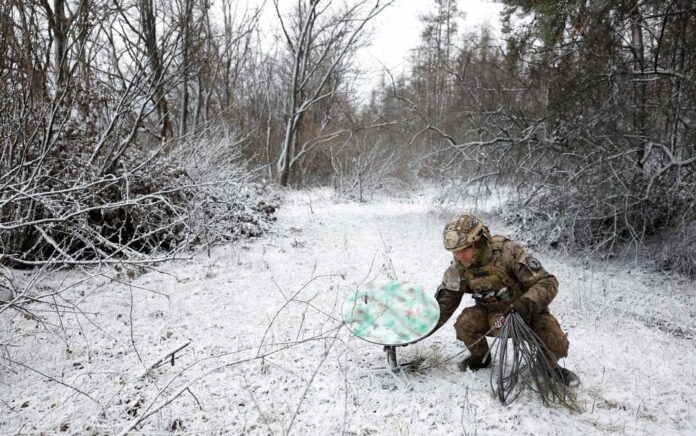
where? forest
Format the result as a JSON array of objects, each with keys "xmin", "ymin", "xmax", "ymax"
[
  {"xmin": 1, "ymin": 1, "xmax": 696, "ymax": 434},
  {"xmin": 1, "ymin": 0, "xmax": 694, "ymax": 275}
]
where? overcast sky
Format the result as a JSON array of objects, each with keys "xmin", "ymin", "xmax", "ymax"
[
  {"xmin": 251, "ymin": 0, "xmax": 505, "ymax": 98},
  {"xmin": 364, "ymin": 0, "xmax": 503, "ymax": 72},
  {"xmin": 353, "ymin": 0, "xmax": 503, "ymax": 98}
]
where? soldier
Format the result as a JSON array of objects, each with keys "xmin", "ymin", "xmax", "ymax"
[{"xmin": 433, "ymin": 213, "xmax": 579, "ymax": 386}]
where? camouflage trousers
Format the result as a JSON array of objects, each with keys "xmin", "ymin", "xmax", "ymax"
[{"xmin": 454, "ymin": 304, "xmax": 569, "ymax": 364}]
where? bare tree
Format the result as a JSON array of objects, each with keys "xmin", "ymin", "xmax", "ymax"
[
  {"xmin": 139, "ymin": 0, "xmax": 173, "ymax": 140},
  {"xmin": 273, "ymin": 0, "xmax": 393, "ymax": 187}
]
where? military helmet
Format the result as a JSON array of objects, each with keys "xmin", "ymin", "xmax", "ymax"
[{"xmin": 442, "ymin": 214, "xmax": 490, "ymax": 251}]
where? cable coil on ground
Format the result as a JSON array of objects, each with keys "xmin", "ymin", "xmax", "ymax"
[{"xmin": 489, "ymin": 313, "xmax": 578, "ymax": 410}]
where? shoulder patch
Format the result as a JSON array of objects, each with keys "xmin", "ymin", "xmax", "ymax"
[
  {"xmin": 442, "ymin": 264, "xmax": 462, "ymax": 291},
  {"xmin": 525, "ymin": 256, "xmax": 542, "ymax": 271}
]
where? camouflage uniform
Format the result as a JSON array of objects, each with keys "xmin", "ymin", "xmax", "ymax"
[{"xmin": 435, "ymin": 216, "xmax": 569, "ymax": 364}]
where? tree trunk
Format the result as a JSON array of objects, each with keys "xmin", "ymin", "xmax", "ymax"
[
  {"xmin": 77, "ymin": 0, "xmax": 91, "ymax": 116},
  {"xmin": 629, "ymin": 2, "xmax": 647, "ymax": 167},
  {"xmin": 52, "ymin": 0, "xmax": 69, "ymax": 87},
  {"xmin": 140, "ymin": 0, "xmax": 171, "ymax": 141},
  {"xmin": 667, "ymin": 0, "xmax": 687, "ymax": 157},
  {"xmin": 178, "ymin": 0, "xmax": 193, "ymax": 137},
  {"xmin": 40, "ymin": 0, "xmax": 69, "ymax": 90}
]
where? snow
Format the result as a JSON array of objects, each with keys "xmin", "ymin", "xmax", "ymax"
[{"xmin": 1, "ymin": 187, "xmax": 695, "ymax": 435}]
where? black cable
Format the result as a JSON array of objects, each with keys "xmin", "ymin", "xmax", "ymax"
[{"xmin": 489, "ymin": 312, "xmax": 578, "ymax": 410}]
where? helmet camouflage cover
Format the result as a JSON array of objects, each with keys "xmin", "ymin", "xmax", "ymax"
[{"xmin": 443, "ymin": 214, "xmax": 490, "ymax": 251}]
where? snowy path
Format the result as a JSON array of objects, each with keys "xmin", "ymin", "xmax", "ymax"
[{"xmin": 1, "ymin": 188, "xmax": 695, "ymax": 435}]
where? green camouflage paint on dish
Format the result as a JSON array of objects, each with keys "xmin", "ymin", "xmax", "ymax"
[{"xmin": 342, "ymin": 280, "xmax": 440, "ymax": 346}]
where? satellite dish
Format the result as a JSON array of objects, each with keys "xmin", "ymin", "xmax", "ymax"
[{"xmin": 342, "ymin": 280, "xmax": 440, "ymax": 371}]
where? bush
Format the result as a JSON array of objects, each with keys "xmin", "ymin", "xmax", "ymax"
[{"xmin": 0, "ymin": 131, "xmax": 278, "ymax": 267}]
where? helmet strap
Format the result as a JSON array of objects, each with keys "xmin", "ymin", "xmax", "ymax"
[{"xmin": 473, "ymin": 237, "xmax": 491, "ymax": 266}]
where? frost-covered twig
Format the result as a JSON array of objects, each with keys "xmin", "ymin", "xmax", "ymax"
[
  {"xmin": 0, "ymin": 354, "xmax": 100, "ymax": 405},
  {"xmin": 137, "ymin": 341, "xmax": 192, "ymax": 379},
  {"xmin": 242, "ymin": 371, "xmax": 277, "ymax": 436},
  {"xmin": 285, "ymin": 328, "xmax": 342, "ymax": 435},
  {"xmin": 256, "ymin": 273, "xmax": 343, "ymax": 357},
  {"xmin": 115, "ymin": 326, "xmax": 343, "ymax": 436}
]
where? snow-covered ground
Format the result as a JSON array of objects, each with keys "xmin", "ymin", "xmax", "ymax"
[{"xmin": 1, "ymin": 187, "xmax": 695, "ymax": 435}]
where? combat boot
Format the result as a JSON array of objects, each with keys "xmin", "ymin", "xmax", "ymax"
[
  {"xmin": 458, "ymin": 354, "xmax": 491, "ymax": 372},
  {"xmin": 554, "ymin": 366, "xmax": 580, "ymax": 387}
]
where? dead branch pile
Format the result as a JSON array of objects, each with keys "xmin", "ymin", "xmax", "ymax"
[
  {"xmin": 0, "ymin": 0, "xmax": 279, "ymax": 269},
  {"xmin": 0, "ymin": 123, "xmax": 278, "ymax": 267}
]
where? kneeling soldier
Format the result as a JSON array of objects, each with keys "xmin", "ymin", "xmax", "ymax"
[{"xmin": 433, "ymin": 214, "xmax": 579, "ymax": 386}]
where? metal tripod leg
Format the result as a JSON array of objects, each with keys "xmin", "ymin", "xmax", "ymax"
[
  {"xmin": 355, "ymin": 346, "xmax": 416, "ymax": 379},
  {"xmin": 382, "ymin": 345, "xmax": 414, "ymax": 373},
  {"xmin": 385, "ymin": 345, "xmax": 398, "ymax": 370}
]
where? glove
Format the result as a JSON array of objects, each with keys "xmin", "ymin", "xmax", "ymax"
[{"xmin": 505, "ymin": 298, "xmax": 535, "ymax": 324}]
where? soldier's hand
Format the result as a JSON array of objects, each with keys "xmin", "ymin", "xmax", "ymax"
[{"xmin": 505, "ymin": 298, "xmax": 535, "ymax": 324}]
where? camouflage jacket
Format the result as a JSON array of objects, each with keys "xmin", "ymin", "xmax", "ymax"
[{"xmin": 434, "ymin": 236, "xmax": 558, "ymax": 330}]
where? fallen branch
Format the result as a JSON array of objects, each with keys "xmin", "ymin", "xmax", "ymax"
[{"xmin": 138, "ymin": 341, "xmax": 192, "ymax": 379}]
